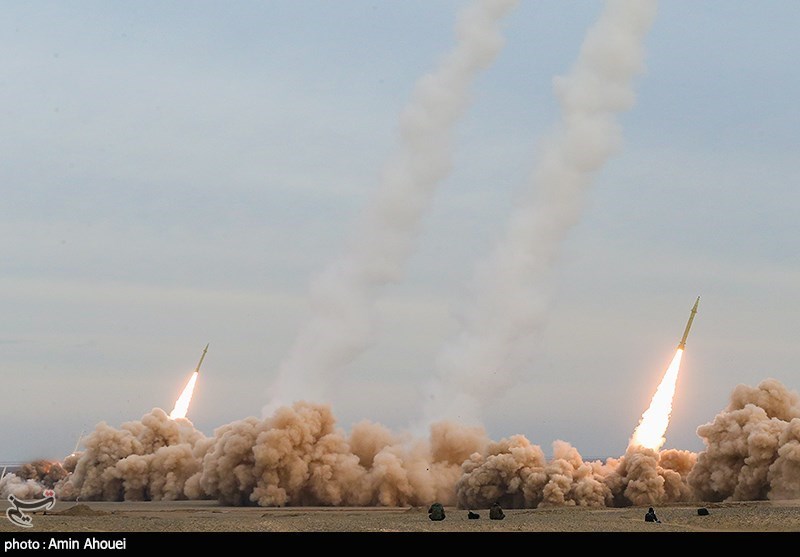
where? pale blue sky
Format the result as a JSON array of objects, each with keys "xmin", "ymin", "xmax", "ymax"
[{"xmin": 2, "ymin": 1, "xmax": 799, "ymax": 462}]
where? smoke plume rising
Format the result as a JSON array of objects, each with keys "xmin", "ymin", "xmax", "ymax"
[
  {"xmin": 6, "ymin": 2, "xmax": 799, "ymax": 516},
  {"xmin": 421, "ymin": 0, "xmax": 659, "ymax": 429},
  {"xmin": 263, "ymin": 0, "xmax": 519, "ymax": 414}
]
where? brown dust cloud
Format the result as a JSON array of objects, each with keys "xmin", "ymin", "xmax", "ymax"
[
  {"xmin": 3, "ymin": 378, "xmax": 800, "ymax": 509},
  {"xmin": 5, "ymin": 0, "xmax": 799, "ymax": 512}
]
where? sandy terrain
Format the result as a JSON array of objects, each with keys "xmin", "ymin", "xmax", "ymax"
[{"xmin": 2, "ymin": 499, "xmax": 800, "ymax": 533}]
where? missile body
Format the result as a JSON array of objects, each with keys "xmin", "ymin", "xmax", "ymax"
[
  {"xmin": 195, "ymin": 343, "xmax": 209, "ymax": 373},
  {"xmin": 678, "ymin": 297, "xmax": 700, "ymax": 349}
]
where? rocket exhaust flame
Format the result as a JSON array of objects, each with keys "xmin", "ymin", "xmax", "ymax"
[
  {"xmin": 629, "ymin": 348, "xmax": 683, "ymax": 451},
  {"xmin": 169, "ymin": 372, "xmax": 198, "ymax": 420},
  {"xmin": 169, "ymin": 344, "xmax": 208, "ymax": 420},
  {"xmin": 629, "ymin": 298, "xmax": 700, "ymax": 451}
]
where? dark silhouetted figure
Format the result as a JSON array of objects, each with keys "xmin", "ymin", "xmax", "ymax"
[
  {"xmin": 468, "ymin": 511, "xmax": 480, "ymax": 519},
  {"xmin": 428, "ymin": 502, "xmax": 445, "ymax": 521},
  {"xmin": 644, "ymin": 507, "xmax": 661, "ymax": 523},
  {"xmin": 697, "ymin": 507, "xmax": 710, "ymax": 516},
  {"xmin": 489, "ymin": 502, "xmax": 505, "ymax": 520}
]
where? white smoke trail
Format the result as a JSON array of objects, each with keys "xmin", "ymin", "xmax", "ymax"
[
  {"xmin": 264, "ymin": 0, "xmax": 519, "ymax": 416},
  {"xmin": 421, "ymin": 0, "xmax": 658, "ymax": 428}
]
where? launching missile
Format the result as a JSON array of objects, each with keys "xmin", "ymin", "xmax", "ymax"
[
  {"xmin": 195, "ymin": 343, "xmax": 209, "ymax": 373},
  {"xmin": 72, "ymin": 430, "xmax": 85, "ymax": 454},
  {"xmin": 677, "ymin": 297, "xmax": 700, "ymax": 349}
]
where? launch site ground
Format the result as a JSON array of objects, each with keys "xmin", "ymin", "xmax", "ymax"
[{"xmin": 2, "ymin": 499, "xmax": 800, "ymax": 533}]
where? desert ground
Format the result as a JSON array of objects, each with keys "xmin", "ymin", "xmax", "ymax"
[{"xmin": 2, "ymin": 499, "xmax": 800, "ymax": 533}]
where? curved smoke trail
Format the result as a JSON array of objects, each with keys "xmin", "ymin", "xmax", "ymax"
[
  {"xmin": 263, "ymin": 0, "xmax": 520, "ymax": 415},
  {"xmin": 421, "ymin": 0, "xmax": 659, "ymax": 428}
]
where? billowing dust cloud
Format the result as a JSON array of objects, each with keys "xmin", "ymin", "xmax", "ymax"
[
  {"xmin": 38, "ymin": 403, "xmax": 488, "ymax": 507},
  {"xmin": 5, "ymin": 1, "xmax": 796, "ymax": 515},
  {"xmin": 51, "ymin": 408, "xmax": 208, "ymax": 502},
  {"xmin": 687, "ymin": 378, "xmax": 800, "ymax": 502},
  {"xmin": 5, "ymin": 379, "xmax": 800, "ymax": 508}
]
